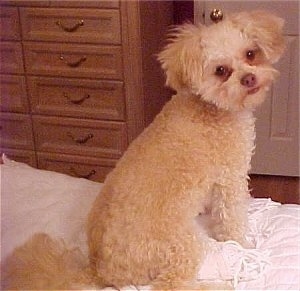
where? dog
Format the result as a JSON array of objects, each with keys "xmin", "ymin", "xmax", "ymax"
[
  {"xmin": 2, "ymin": 10, "xmax": 284, "ymax": 291},
  {"xmin": 87, "ymin": 10, "xmax": 285, "ymax": 290}
]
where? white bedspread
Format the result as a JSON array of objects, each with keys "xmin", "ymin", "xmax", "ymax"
[{"xmin": 1, "ymin": 156, "xmax": 300, "ymax": 290}]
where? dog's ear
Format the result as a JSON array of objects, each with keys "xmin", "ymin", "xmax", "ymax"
[
  {"xmin": 230, "ymin": 11, "xmax": 285, "ymax": 63},
  {"xmin": 158, "ymin": 24, "xmax": 203, "ymax": 92}
]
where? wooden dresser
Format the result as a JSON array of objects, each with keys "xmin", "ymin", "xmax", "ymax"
[{"xmin": 0, "ymin": 0, "xmax": 173, "ymax": 182}]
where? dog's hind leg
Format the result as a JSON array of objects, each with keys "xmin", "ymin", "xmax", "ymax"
[{"xmin": 150, "ymin": 237, "xmax": 200, "ymax": 290}]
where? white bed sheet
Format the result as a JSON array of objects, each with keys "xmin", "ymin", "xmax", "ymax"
[{"xmin": 1, "ymin": 157, "xmax": 300, "ymax": 290}]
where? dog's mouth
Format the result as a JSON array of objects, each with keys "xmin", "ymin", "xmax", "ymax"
[{"xmin": 247, "ymin": 87, "xmax": 260, "ymax": 95}]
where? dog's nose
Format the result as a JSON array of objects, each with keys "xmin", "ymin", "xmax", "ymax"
[{"xmin": 240, "ymin": 73, "xmax": 257, "ymax": 88}]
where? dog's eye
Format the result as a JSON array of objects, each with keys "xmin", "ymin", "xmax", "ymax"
[
  {"xmin": 246, "ymin": 50, "xmax": 256, "ymax": 61},
  {"xmin": 215, "ymin": 66, "xmax": 232, "ymax": 81},
  {"xmin": 215, "ymin": 66, "xmax": 227, "ymax": 76}
]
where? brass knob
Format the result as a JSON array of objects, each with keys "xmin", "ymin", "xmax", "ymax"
[{"xmin": 210, "ymin": 9, "xmax": 223, "ymax": 23}]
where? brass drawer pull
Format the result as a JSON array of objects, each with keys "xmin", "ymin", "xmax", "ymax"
[
  {"xmin": 69, "ymin": 167, "xmax": 96, "ymax": 179},
  {"xmin": 60, "ymin": 55, "xmax": 87, "ymax": 67},
  {"xmin": 56, "ymin": 19, "xmax": 84, "ymax": 32},
  {"xmin": 63, "ymin": 92, "xmax": 90, "ymax": 105},
  {"xmin": 67, "ymin": 132, "xmax": 94, "ymax": 144}
]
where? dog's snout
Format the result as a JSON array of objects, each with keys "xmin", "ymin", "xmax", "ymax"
[{"xmin": 240, "ymin": 73, "xmax": 257, "ymax": 88}]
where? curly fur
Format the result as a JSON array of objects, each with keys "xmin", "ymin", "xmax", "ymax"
[
  {"xmin": 1, "ymin": 233, "xmax": 98, "ymax": 290},
  {"xmin": 2, "ymin": 11, "xmax": 285, "ymax": 290},
  {"xmin": 87, "ymin": 11, "xmax": 284, "ymax": 290}
]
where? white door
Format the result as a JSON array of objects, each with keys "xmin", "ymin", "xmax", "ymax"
[{"xmin": 194, "ymin": 1, "xmax": 299, "ymax": 177}]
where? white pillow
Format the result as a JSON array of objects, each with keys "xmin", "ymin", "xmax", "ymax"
[{"xmin": 1, "ymin": 155, "xmax": 102, "ymax": 261}]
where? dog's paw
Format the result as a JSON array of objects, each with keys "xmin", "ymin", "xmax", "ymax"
[
  {"xmin": 238, "ymin": 238, "xmax": 253, "ymax": 249},
  {"xmin": 152, "ymin": 280, "xmax": 233, "ymax": 290},
  {"xmin": 229, "ymin": 237, "xmax": 253, "ymax": 249},
  {"xmin": 214, "ymin": 232, "xmax": 252, "ymax": 248}
]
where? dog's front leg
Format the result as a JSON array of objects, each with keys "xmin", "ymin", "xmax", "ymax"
[{"xmin": 210, "ymin": 181, "xmax": 250, "ymax": 247}]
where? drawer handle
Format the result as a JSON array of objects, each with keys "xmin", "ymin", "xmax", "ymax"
[
  {"xmin": 60, "ymin": 55, "xmax": 87, "ymax": 67},
  {"xmin": 69, "ymin": 167, "xmax": 96, "ymax": 179},
  {"xmin": 67, "ymin": 132, "xmax": 94, "ymax": 144},
  {"xmin": 56, "ymin": 19, "xmax": 84, "ymax": 32},
  {"xmin": 64, "ymin": 92, "xmax": 90, "ymax": 105}
]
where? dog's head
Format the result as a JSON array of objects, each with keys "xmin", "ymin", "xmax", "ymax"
[{"xmin": 158, "ymin": 11, "xmax": 285, "ymax": 111}]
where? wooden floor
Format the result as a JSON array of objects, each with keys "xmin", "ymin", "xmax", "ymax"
[{"xmin": 249, "ymin": 175, "xmax": 300, "ymax": 204}]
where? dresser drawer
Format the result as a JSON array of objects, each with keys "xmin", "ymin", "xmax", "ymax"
[
  {"xmin": 21, "ymin": 8, "xmax": 121, "ymax": 44},
  {"xmin": 0, "ymin": 7, "xmax": 21, "ymax": 40},
  {"xmin": 0, "ymin": 75, "xmax": 29, "ymax": 113},
  {"xmin": 0, "ymin": 1, "xmax": 50, "ymax": 6},
  {"xmin": 0, "ymin": 42, "xmax": 24, "ymax": 74},
  {"xmin": 49, "ymin": 1, "xmax": 119, "ymax": 8},
  {"xmin": 24, "ymin": 42, "xmax": 123, "ymax": 79},
  {"xmin": 0, "ymin": 112, "xmax": 34, "ymax": 150},
  {"xmin": 37, "ymin": 152, "xmax": 115, "ymax": 182},
  {"xmin": 0, "ymin": 148, "xmax": 37, "ymax": 167},
  {"xmin": 33, "ymin": 116, "xmax": 127, "ymax": 158},
  {"xmin": 28, "ymin": 76, "xmax": 125, "ymax": 120}
]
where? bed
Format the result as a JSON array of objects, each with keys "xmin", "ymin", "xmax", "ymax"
[{"xmin": 1, "ymin": 156, "xmax": 300, "ymax": 290}]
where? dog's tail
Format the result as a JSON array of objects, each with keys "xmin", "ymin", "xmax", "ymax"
[{"xmin": 1, "ymin": 233, "xmax": 104, "ymax": 290}]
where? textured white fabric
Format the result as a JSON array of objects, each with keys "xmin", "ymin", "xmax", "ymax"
[
  {"xmin": 198, "ymin": 240, "xmax": 271, "ymax": 287},
  {"xmin": 1, "ymin": 155, "xmax": 101, "ymax": 260},
  {"xmin": 238, "ymin": 199, "xmax": 300, "ymax": 290},
  {"xmin": 1, "ymin": 157, "xmax": 299, "ymax": 290}
]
